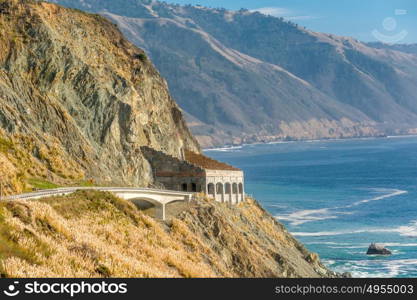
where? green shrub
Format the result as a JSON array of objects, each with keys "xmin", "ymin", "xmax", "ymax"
[
  {"xmin": 26, "ymin": 178, "xmax": 60, "ymax": 190},
  {"xmin": 135, "ymin": 53, "xmax": 147, "ymax": 62}
]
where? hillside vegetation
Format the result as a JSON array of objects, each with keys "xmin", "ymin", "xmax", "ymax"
[{"xmin": 0, "ymin": 191, "xmax": 339, "ymax": 278}]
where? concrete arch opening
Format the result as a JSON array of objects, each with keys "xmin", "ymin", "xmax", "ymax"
[
  {"xmin": 191, "ymin": 183, "xmax": 197, "ymax": 192},
  {"xmin": 232, "ymin": 183, "xmax": 238, "ymax": 204},
  {"xmin": 232, "ymin": 183, "xmax": 238, "ymax": 194},
  {"xmin": 181, "ymin": 183, "xmax": 188, "ymax": 192},
  {"xmin": 238, "ymin": 183, "xmax": 244, "ymax": 202},
  {"xmin": 225, "ymin": 183, "xmax": 231, "ymax": 203},
  {"xmin": 207, "ymin": 183, "xmax": 215, "ymax": 198},
  {"xmin": 130, "ymin": 197, "xmax": 164, "ymax": 219},
  {"xmin": 216, "ymin": 182, "xmax": 224, "ymax": 202}
]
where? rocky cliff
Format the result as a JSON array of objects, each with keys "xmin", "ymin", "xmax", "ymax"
[
  {"xmin": 0, "ymin": 0, "xmax": 199, "ymax": 194},
  {"xmin": 51, "ymin": 0, "xmax": 417, "ymax": 148},
  {"xmin": 0, "ymin": 1, "xmax": 343, "ymax": 279},
  {"xmin": 0, "ymin": 190, "xmax": 341, "ymax": 278}
]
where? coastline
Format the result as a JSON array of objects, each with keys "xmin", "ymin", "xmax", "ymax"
[{"xmin": 204, "ymin": 134, "xmax": 417, "ymax": 152}]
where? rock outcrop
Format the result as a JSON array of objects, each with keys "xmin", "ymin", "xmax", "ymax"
[
  {"xmin": 0, "ymin": 0, "xmax": 199, "ymax": 194},
  {"xmin": 367, "ymin": 243, "xmax": 392, "ymax": 255}
]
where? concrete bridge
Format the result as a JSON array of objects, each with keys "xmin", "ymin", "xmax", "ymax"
[{"xmin": 4, "ymin": 187, "xmax": 194, "ymax": 221}]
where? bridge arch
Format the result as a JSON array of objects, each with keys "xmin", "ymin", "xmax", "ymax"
[
  {"xmin": 129, "ymin": 197, "xmax": 165, "ymax": 220},
  {"xmin": 130, "ymin": 197, "xmax": 162, "ymax": 207}
]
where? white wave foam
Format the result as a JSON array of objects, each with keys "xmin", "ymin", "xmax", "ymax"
[
  {"xmin": 275, "ymin": 208, "xmax": 336, "ymax": 226},
  {"xmin": 385, "ymin": 242, "xmax": 417, "ymax": 247},
  {"xmin": 316, "ymin": 242, "xmax": 417, "ymax": 247},
  {"xmin": 346, "ymin": 189, "xmax": 408, "ymax": 208},
  {"xmin": 292, "ymin": 230, "xmax": 357, "ymax": 237},
  {"xmin": 292, "ymin": 220, "xmax": 417, "ymax": 237},
  {"xmin": 307, "ymin": 241, "xmax": 350, "ymax": 246},
  {"xmin": 204, "ymin": 145, "xmax": 242, "ymax": 152},
  {"xmin": 276, "ymin": 188, "xmax": 408, "ymax": 226},
  {"xmin": 328, "ymin": 243, "xmax": 417, "ymax": 249},
  {"xmin": 267, "ymin": 141, "xmax": 294, "ymax": 145},
  {"xmin": 396, "ymin": 220, "xmax": 417, "ymax": 237},
  {"xmin": 266, "ymin": 204, "xmax": 288, "ymax": 209},
  {"xmin": 326, "ymin": 259, "xmax": 417, "ymax": 278}
]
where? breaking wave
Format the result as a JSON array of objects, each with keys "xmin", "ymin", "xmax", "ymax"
[
  {"xmin": 324, "ymin": 259, "xmax": 417, "ymax": 278},
  {"xmin": 275, "ymin": 188, "xmax": 407, "ymax": 226},
  {"xmin": 205, "ymin": 145, "xmax": 243, "ymax": 152},
  {"xmin": 292, "ymin": 220, "xmax": 417, "ymax": 237}
]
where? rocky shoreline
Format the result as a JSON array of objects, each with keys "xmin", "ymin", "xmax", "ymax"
[{"xmin": 203, "ymin": 133, "xmax": 417, "ymax": 151}]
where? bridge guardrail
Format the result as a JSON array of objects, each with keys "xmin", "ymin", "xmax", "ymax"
[{"xmin": 3, "ymin": 187, "xmax": 195, "ymax": 201}]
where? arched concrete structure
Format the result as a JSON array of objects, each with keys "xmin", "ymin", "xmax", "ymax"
[
  {"xmin": 205, "ymin": 169, "xmax": 244, "ymax": 204},
  {"xmin": 6, "ymin": 187, "xmax": 193, "ymax": 221},
  {"xmin": 142, "ymin": 147, "xmax": 245, "ymax": 205},
  {"xmin": 205, "ymin": 179, "xmax": 245, "ymax": 204}
]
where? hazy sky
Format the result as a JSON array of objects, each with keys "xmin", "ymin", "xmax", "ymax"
[{"xmin": 163, "ymin": 0, "xmax": 417, "ymax": 44}]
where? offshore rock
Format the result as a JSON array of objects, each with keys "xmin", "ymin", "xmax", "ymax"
[{"xmin": 366, "ymin": 243, "xmax": 392, "ymax": 255}]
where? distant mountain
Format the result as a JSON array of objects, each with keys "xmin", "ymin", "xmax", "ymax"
[
  {"xmin": 51, "ymin": 0, "xmax": 417, "ymax": 147},
  {"xmin": 367, "ymin": 42, "xmax": 417, "ymax": 55}
]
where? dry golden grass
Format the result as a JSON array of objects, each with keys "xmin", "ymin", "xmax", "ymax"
[
  {"xmin": 0, "ymin": 191, "xmax": 332, "ymax": 278},
  {"xmin": 0, "ymin": 191, "xmax": 223, "ymax": 277}
]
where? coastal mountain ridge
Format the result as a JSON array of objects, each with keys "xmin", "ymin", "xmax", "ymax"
[{"xmin": 51, "ymin": 0, "xmax": 417, "ymax": 147}]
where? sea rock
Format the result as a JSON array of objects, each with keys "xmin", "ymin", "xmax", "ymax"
[{"xmin": 366, "ymin": 243, "xmax": 392, "ymax": 255}]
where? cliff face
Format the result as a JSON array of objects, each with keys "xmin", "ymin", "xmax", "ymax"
[
  {"xmin": 0, "ymin": 191, "xmax": 339, "ymax": 278},
  {"xmin": 50, "ymin": 0, "xmax": 417, "ymax": 148},
  {"xmin": 0, "ymin": 0, "xmax": 199, "ymax": 193}
]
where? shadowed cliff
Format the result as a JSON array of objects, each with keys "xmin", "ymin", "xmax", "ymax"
[{"xmin": 0, "ymin": 0, "xmax": 199, "ymax": 194}]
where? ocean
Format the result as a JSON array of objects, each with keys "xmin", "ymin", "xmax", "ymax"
[{"xmin": 206, "ymin": 136, "xmax": 417, "ymax": 278}]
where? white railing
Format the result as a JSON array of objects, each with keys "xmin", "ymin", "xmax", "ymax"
[{"xmin": 3, "ymin": 187, "xmax": 194, "ymax": 201}]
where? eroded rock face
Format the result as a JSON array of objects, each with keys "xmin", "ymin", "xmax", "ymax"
[
  {"xmin": 176, "ymin": 197, "xmax": 342, "ymax": 278},
  {"xmin": 0, "ymin": 0, "xmax": 199, "ymax": 193}
]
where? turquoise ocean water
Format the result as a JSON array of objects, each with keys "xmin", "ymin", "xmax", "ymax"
[{"xmin": 206, "ymin": 136, "xmax": 417, "ymax": 278}]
